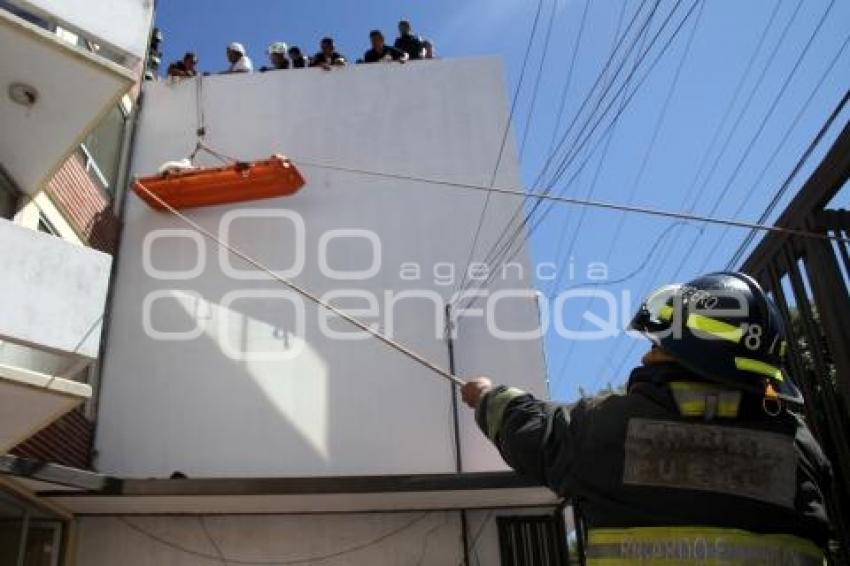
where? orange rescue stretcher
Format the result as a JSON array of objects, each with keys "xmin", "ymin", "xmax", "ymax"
[{"xmin": 133, "ymin": 154, "xmax": 305, "ymax": 211}]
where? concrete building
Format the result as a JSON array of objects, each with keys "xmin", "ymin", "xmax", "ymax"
[
  {"xmin": 0, "ymin": 0, "xmax": 151, "ymax": 563},
  {"xmin": 1, "ymin": 4, "xmax": 566, "ymax": 564}
]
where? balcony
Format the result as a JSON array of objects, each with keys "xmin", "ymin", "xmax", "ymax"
[
  {"xmin": 0, "ymin": 4, "xmax": 139, "ymax": 195},
  {"xmin": 0, "ymin": 218, "xmax": 111, "ymax": 452}
]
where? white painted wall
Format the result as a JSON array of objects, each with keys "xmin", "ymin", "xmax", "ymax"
[
  {"xmin": 0, "ymin": 8, "xmax": 135, "ymax": 195},
  {"xmin": 96, "ymin": 58, "xmax": 548, "ymax": 478},
  {"xmin": 8, "ymin": 0, "xmax": 154, "ymax": 61},
  {"xmin": 76, "ymin": 513, "xmax": 462, "ymax": 565},
  {"xmin": 75, "ymin": 508, "xmax": 561, "ymax": 566},
  {"xmin": 0, "ymin": 218, "xmax": 111, "ymax": 364}
]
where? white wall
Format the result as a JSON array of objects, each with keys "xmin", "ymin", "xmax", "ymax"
[
  {"xmin": 96, "ymin": 58, "xmax": 548, "ymax": 478},
  {"xmin": 8, "ymin": 0, "xmax": 154, "ymax": 61},
  {"xmin": 76, "ymin": 513, "xmax": 463, "ymax": 565},
  {"xmin": 75, "ymin": 507, "xmax": 563, "ymax": 566},
  {"xmin": 0, "ymin": 218, "xmax": 111, "ymax": 365}
]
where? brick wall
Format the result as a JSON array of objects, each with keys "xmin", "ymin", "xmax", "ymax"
[
  {"xmin": 10, "ymin": 151, "xmax": 121, "ymax": 469},
  {"xmin": 11, "ymin": 408, "xmax": 95, "ymax": 469},
  {"xmin": 44, "ymin": 151, "xmax": 120, "ymax": 254}
]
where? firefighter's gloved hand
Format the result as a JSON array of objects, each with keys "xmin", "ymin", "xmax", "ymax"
[{"xmin": 461, "ymin": 377, "xmax": 492, "ymax": 409}]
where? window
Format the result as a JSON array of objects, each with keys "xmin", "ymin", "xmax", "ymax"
[
  {"xmin": 80, "ymin": 104, "xmax": 128, "ymax": 195},
  {"xmin": 497, "ymin": 515, "xmax": 568, "ymax": 566},
  {"xmin": 37, "ymin": 214, "xmax": 59, "ymax": 236},
  {"xmin": 0, "ymin": 491, "xmax": 63, "ymax": 566}
]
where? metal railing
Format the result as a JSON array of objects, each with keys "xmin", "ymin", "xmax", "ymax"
[{"xmin": 738, "ymin": 118, "xmax": 850, "ymax": 563}]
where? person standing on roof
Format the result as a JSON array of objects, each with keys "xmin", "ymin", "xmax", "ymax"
[
  {"xmin": 288, "ymin": 46, "xmax": 310, "ymax": 69},
  {"xmin": 310, "ymin": 37, "xmax": 346, "ymax": 70},
  {"xmin": 224, "ymin": 42, "xmax": 253, "ymax": 73},
  {"xmin": 167, "ymin": 52, "xmax": 198, "ymax": 78},
  {"xmin": 394, "ymin": 19, "xmax": 424, "ymax": 60},
  {"xmin": 422, "ymin": 39, "xmax": 435, "ymax": 59},
  {"xmin": 362, "ymin": 30, "xmax": 408, "ymax": 64},
  {"xmin": 262, "ymin": 42, "xmax": 290, "ymax": 72},
  {"xmin": 462, "ymin": 272, "xmax": 833, "ymax": 565}
]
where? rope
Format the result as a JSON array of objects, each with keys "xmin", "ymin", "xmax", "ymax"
[
  {"xmin": 133, "ymin": 180, "xmax": 465, "ymax": 387},
  {"xmin": 293, "ymin": 160, "xmax": 850, "ymax": 244}
]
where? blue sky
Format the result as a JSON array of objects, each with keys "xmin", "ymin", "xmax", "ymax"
[{"xmin": 155, "ymin": 0, "xmax": 850, "ymax": 402}]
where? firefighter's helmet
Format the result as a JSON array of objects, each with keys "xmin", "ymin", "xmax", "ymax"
[{"xmin": 629, "ymin": 272, "xmax": 803, "ymax": 404}]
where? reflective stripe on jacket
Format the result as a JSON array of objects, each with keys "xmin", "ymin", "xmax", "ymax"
[
  {"xmin": 585, "ymin": 527, "xmax": 823, "ymax": 565},
  {"xmin": 474, "ymin": 363, "xmax": 832, "ymax": 554}
]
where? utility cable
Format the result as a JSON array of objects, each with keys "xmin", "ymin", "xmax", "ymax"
[
  {"xmin": 461, "ymin": 0, "xmax": 697, "ymax": 306},
  {"xmin": 454, "ymin": 0, "xmax": 545, "ymax": 301},
  {"xmin": 700, "ymin": 33, "xmax": 850, "ymax": 273},
  {"xmin": 463, "ymin": 0, "xmax": 658, "ymax": 295},
  {"xmin": 295, "ymin": 160, "xmax": 849, "ymax": 244},
  {"xmin": 726, "ymin": 88, "xmax": 850, "ymax": 270},
  {"xmin": 118, "ymin": 513, "xmax": 431, "ymax": 565}
]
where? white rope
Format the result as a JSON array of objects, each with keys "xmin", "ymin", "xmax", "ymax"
[{"xmin": 134, "ymin": 181, "xmax": 465, "ymax": 387}]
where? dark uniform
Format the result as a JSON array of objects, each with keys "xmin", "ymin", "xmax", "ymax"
[
  {"xmin": 474, "ymin": 273, "xmax": 832, "ymax": 565},
  {"xmin": 363, "ymin": 45, "xmax": 407, "ymax": 63},
  {"xmin": 310, "ymin": 51, "xmax": 345, "ymax": 68},
  {"xmin": 394, "ymin": 33, "xmax": 424, "ymax": 60}
]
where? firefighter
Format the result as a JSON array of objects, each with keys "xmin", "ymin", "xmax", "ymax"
[{"xmin": 462, "ymin": 272, "xmax": 832, "ymax": 564}]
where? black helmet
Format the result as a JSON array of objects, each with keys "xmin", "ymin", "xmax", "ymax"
[{"xmin": 629, "ymin": 272, "xmax": 803, "ymax": 404}]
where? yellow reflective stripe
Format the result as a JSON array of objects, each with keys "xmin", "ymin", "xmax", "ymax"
[
  {"xmin": 588, "ymin": 527, "xmax": 823, "ymax": 563},
  {"xmin": 485, "ymin": 387, "xmax": 525, "ymax": 441},
  {"xmin": 655, "ymin": 307, "xmax": 743, "ymax": 344},
  {"xmin": 669, "ymin": 382, "xmax": 741, "ymax": 418},
  {"xmin": 686, "ymin": 313, "xmax": 743, "ymax": 343},
  {"xmin": 735, "ymin": 357, "xmax": 783, "ymax": 381}
]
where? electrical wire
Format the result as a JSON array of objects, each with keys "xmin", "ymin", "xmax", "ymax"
[
  {"xmin": 458, "ymin": 0, "xmax": 699, "ymax": 308},
  {"xmin": 699, "ymin": 33, "xmax": 850, "ymax": 273},
  {"xmin": 545, "ymin": 0, "xmax": 637, "ymax": 298},
  {"xmin": 548, "ymin": 0, "xmax": 705, "ymax": 391},
  {"xmin": 546, "ymin": 0, "xmax": 592, "ymax": 162},
  {"xmin": 671, "ymin": 0, "xmax": 835, "ymax": 286},
  {"xmin": 519, "ymin": 0, "xmax": 560, "ymax": 161},
  {"xmin": 294, "ymin": 159, "xmax": 849, "ymax": 244},
  {"xmin": 727, "ymin": 88, "xmax": 850, "ymax": 270},
  {"xmin": 590, "ymin": 0, "xmax": 794, "ymax": 383},
  {"xmin": 118, "ymin": 513, "xmax": 431, "ymax": 565},
  {"xmin": 459, "ymin": 0, "xmax": 659, "ymax": 298},
  {"xmin": 454, "ymin": 0, "xmax": 545, "ymax": 301}
]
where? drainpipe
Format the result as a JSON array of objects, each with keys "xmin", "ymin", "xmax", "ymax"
[
  {"xmin": 87, "ymin": 84, "xmax": 145, "ymax": 454},
  {"xmin": 445, "ymin": 304, "xmax": 471, "ymax": 566}
]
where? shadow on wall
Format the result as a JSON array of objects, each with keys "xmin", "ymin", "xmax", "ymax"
[{"xmin": 105, "ymin": 276, "xmax": 455, "ymax": 477}]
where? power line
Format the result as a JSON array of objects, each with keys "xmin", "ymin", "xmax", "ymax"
[
  {"xmin": 454, "ymin": 0, "xmax": 545, "ymax": 301},
  {"xmin": 118, "ymin": 513, "xmax": 432, "ymax": 565},
  {"xmin": 592, "ymin": 0, "xmax": 794, "ymax": 382},
  {"xmin": 545, "ymin": 0, "xmax": 639, "ymax": 298},
  {"xmin": 726, "ymin": 87, "xmax": 850, "ymax": 270},
  {"xmin": 460, "ymin": 0, "xmax": 660, "ymax": 295},
  {"xmin": 548, "ymin": 0, "xmax": 705, "ymax": 393},
  {"xmin": 519, "ymin": 0, "xmax": 560, "ymax": 161},
  {"xmin": 700, "ymin": 34, "xmax": 850, "ymax": 273},
  {"xmin": 604, "ymin": 0, "xmax": 837, "ymax": 386},
  {"xmin": 667, "ymin": 0, "xmax": 834, "ymax": 284},
  {"xmin": 295, "ymin": 159, "xmax": 849, "ymax": 243},
  {"xmin": 456, "ymin": 0, "xmax": 692, "ymax": 306}
]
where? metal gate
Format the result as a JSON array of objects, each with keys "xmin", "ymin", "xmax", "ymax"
[{"xmin": 738, "ymin": 118, "xmax": 850, "ymax": 563}]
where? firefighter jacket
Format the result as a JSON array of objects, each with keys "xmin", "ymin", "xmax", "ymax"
[{"xmin": 475, "ymin": 362, "xmax": 832, "ymax": 564}]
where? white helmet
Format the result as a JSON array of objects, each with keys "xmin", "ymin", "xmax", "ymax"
[
  {"xmin": 227, "ymin": 42, "xmax": 246, "ymax": 55},
  {"xmin": 267, "ymin": 41, "xmax": 288, "ymax": 55}
]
